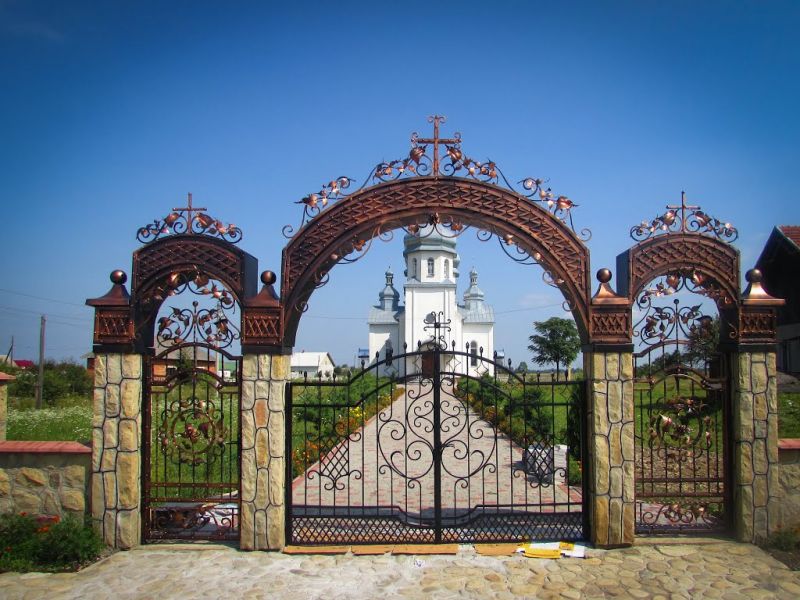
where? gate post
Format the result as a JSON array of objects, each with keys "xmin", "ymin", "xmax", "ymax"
[
  {"xmin": 240, "ymin": 272, "xmax": 287, "ymax": 551},
  {"xmin": 240, "ymin": 352, "xmax": 288, "ymax": 550},
  {"xmin": 86, "ymin": 272, "xmax": 142, "ymax": 549},
  {"xmin": 731, "ymin": 270, "xmax": 783, "ymax": 543},
  {"xmin": 586, "ymin": 270, "xmax": 635, "ymax": 547}
]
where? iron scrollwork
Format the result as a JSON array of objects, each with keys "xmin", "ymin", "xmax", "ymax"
[
  {"xmin": 137, "ymin": 193, "xmax": 242, "ymax": 244},
  {"xmin": 630, "ymin": 191, "xmax": 738, "ymax": 243},
  {"xmin": 284, "ymin": 115, "xmax": 589, "ymax": 240}
]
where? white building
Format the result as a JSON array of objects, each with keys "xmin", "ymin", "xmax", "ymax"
[
  {"xmin": 290, "ymin": 351, "xmax": 336, "ymax": 380},
  {"xmin": 367, "ymin": 228, "xmax": 495, "ymax": 377}
]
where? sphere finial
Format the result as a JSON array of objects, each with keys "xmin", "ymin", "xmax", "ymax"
[
  {"xmin": 261, "ymin": 270, "xmax": 277, "ymax": 285},
  {"xmin": 745, "ymin": 268, "xmax": 762, "ymax": 284},
  {"xmin": 596, "ymin": 268, "xmax": 612, "ymax": 284},
  {"xmin": 110, "ymin": 270, "xmax": 127, "ymax": 285}
]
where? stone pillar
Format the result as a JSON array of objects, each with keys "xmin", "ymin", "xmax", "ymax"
[
  {"xmin": 0, "ymin": 372, "xmax": 13, "ymax": 441},
  {"xmin": 585, "ymin": 350, "xmax": 635, "ymax": 547},
  {"xmin": 732, "ymin": 351, "xmax": 780, "ymax": 543},
  {"xmin": 240, "ymin": 353, "xmax": 288, "ymax": 550},
  {"xmin": 91, "ymin": 353, "xmax": 142, "ymax": 549}
]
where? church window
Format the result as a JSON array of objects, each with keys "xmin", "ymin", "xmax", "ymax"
[
  {"xmin": 427, "ymin": 258, "xmax": 434, "ymax": 277},
  {"xmin": 444, "ymin": 259, "xmax": 450, "ymax": 279},
  {"xmin": 470, "ymin": 341, "xmax": 478, "ymax": 366},
  {"xmin": 412, "ymin": 258, "xmax": 417, "ymax": 278}
]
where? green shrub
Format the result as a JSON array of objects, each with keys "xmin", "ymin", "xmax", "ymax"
[
  {"xmin": 0, "ymin": 513, "xmax": 104, "ymax": 572},
  {"xmin": 767, "ymin": 528, "xmax": 800, "ymax": 552}
]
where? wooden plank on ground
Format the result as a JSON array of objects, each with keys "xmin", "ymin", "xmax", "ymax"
[
  {"xmin": 474, "ymin": 543, "xmax": 520, "ymax": 556},
  {"xmin": 351, "ymin": 545, "xmax": 394, "ymax": 555},
  {"xmin": 283, "ymin": 545, "xmax": 349, "ymax": 554}
]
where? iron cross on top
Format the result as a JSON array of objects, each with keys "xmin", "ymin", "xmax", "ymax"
[
  {"xmin": 667, "ymin": 191, "xmax": 700, "ymax": 233},
  {"xmin": 414, "ymin": 115, "xmax": 460, "ymax": 175},
  {"xmin": 173, "ymin": 192, "xmax": 207, "ymax": 225}
]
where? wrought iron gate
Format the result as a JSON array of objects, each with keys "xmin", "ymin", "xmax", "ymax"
[
  {"xmin": 633, "ymin": 296, "xmax": 730, "ymax": 534},
  {"xmin": 143, "ymin": 339, "xmax": 241, "ymax": 541},
  {"xmin": 287, "ymin": 320, "xmax": 585, "ymax": 545}
]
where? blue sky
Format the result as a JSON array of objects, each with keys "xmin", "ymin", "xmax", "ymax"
[{"xmin": 0, "ymin": 1, "xmax": 798, "ymax": 367}]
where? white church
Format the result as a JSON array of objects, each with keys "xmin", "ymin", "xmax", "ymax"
[{"xmin": 367, "ymin": 228, "xmax": 495, "ymax": 377}]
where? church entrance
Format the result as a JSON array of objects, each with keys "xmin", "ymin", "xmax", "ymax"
[{"xmin": 286, "ymin": 312, "xmax": 585, "ymax": 545}]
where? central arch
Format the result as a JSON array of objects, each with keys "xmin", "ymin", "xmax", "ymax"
[{"xmin": 280, "ymin": 176, "xmax": 592, "ymax": 349}]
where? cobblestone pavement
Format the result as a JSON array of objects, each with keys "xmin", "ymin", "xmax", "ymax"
[{"xmin": 1, "ymin": 539, "xmax": 798, "ymax": 599}]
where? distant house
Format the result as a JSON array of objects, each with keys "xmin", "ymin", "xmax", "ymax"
[
  {"xmin": 290, "ymin": 351, "xmax": 336, "ymax": 380},
  {"xmin": 756, "ymin": 225, "xmax": 800, "ymax": 375},
  {"xmin": 13, "ymin": 360, "xmax": 35, "ymax": 370}
]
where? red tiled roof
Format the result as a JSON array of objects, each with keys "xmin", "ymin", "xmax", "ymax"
[
  {"xmin": 0, "ymin": 441, "xmax": 91, "ymax": 454},
  {"xmin": 780, "ymin": 226, "xmax": 800, "ymax": 249},
  {"xmin": 14, "ymin": 360, "xmax": 35, "ymax": 369}
]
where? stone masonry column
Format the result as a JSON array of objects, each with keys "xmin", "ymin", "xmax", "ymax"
[
  {"xmin": 732, "ymin": 351, "xmax": 780, "ymax": 543},
  {"xmin": 585, "ymin": 350, "xmax": 635, "ymax": 547},
  {"xmin": 91, "ymin": 353, "xmax": 142, "ymax": 549},
  {"xmin": 731, "ymin": 269, "xmax": 784, "ymax": 543},
  {"xmin": 240, "ymin": 353, "xmax": 289, "ymax": 550}
]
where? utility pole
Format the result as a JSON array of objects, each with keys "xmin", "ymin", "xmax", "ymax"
[{"xmin": 35, "ymin": 316, "xmax": 46, "ymax": 409}]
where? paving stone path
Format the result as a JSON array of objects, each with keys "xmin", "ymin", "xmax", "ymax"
[{"xmin": 0, "ymin": 539, "xmax": 798, "ymax": 599}]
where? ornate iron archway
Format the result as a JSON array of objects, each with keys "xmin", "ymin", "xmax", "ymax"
[{"xmin": 242, "ymin": 116, "xmax": 618, "ymax": 354}]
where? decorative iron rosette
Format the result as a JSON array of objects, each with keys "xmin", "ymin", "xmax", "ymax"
[
  {"xmin": 137, "ymin": 194, "xmax": 242, "ymax": 244},
  {"xmin": 158, "ymin": 397, "xmax": 229, "ymax": 466}
]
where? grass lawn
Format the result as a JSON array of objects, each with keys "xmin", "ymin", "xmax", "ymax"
[{"xmin": 779, "ymin": 392, "xmax": 800, "ymax": 438}]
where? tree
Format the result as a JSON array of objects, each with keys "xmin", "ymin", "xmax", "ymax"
[
  {"xmin": 516, "ymin": 361, "xmax": 528, "ymax": 374},
  {"xmin": 527, "ymin": 317, "xmax": 581, "ymax": 380},
  {"xmin": 685, "ymin": 316, "xmax": 720, "ymax": 371}
]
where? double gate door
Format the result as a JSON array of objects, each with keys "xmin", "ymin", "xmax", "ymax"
[{"xmin": 287, "ymin": 344, "xmax": 585, "ymax": 545}]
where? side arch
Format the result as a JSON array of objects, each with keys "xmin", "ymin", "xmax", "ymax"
[
  {"xmin": 617, "ymin": 234, "xmax": 741, "ymax": 308},
  {"xmin": 131, "ymin": 235, "xmax": 258, "ymax": 350},
  {"xmin": 280, "ymin": 176, "xmax": 592, "ymax": 348}
]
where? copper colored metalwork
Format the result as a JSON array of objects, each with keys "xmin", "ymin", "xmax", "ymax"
[
  {"xmin": 137, "ymin": 193, "xmax": 243, "ymax": 244},
  {"xmin": 285, "ymin": 116, "xmax": 588, "ymax": 240},
  {"xmin": 280, "ymin": 177, "xmax": 593, "ymax": 349},
  {"xmin": 630, "ymin": 191, "xmax": 738, "ymax": 243}
]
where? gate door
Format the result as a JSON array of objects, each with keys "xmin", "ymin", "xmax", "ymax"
[
  {"xmin": 143, "ymin": 339, "xmax": 241, "ymax": 541},
  {"xmin": 633, "ymin": 297, "xmax": 730, "ymax": 533},
  {"xmin": 287, "ymin": 317, "xmax": 585, "ymax": 545}
]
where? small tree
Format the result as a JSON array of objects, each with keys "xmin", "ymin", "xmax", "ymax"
[
  {"xmin": 516, "ymin": 361, "xmax": 528, "ymax": 374},
  {"xmin": 527, "ymin": 317, "xmax": 580, "ymax": 380},
  {"xmin": 685, "ymin": 316, "xmax": 720, "ymax": 371}
]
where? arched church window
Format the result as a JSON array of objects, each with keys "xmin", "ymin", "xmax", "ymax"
[
  {"xmin": 412, "ymin": 258, "xmax": 417, "ymax": 279},
  {"xmin": 444, "ymin": 259, "xmax": 450, "ymax": 279},
  {"xmin": 470, "ymin": 341, "xmax": 478, "ymax": 367},
  {"xmin": 427, "ymin": 258, "xmax": 434, "ymax": 277}
]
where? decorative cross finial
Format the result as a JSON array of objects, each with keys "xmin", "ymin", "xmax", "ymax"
[
  {"xmin": 666, "ymin": 191, "xmax": 700, "ymax": 233},
  {"xmin": 413, "ymin": 115, "xmax": 460, "ymax": 176},
  {"xmin": 173, "ymin": 192, "xmax": 207, "ymax": 226}
]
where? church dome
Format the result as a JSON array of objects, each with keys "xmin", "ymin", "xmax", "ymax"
[{"xmin": 402, "ymin": 225, "xmax": 458, "ymax": 256}]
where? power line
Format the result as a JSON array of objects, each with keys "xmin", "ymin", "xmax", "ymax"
[
  {"xmin": 0, "ymin": 305, "xmax": 90, "ymax": 323},
  {"xmin": 0, "ymin": 288, "xmax": 86, "ymax": 307}
]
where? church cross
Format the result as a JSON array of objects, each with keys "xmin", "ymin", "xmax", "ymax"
[
  {"xmin": 414, "ymin": 115, "xmax": 460, "ymax": 175},
  {"xmin": 172, "ymin": 192, "xmax": 207, "ymax": 226},
  {"xmin": 667, "ymin": 191, "xmax": 699, "ymax": 232}
]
